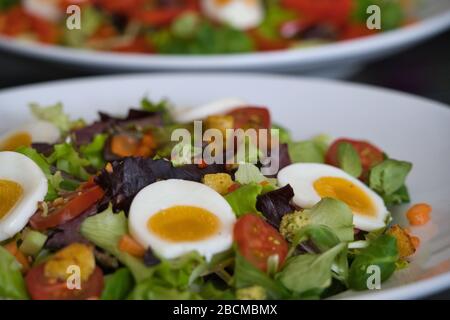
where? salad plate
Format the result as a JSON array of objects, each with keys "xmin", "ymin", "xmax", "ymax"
[
  {"xmin": 0, "ymin": 73, "xmax": 449, "ymax": 300},
  {"xmin": 0, "ymin": 1, "xmax": 449, "ymax": 75}
]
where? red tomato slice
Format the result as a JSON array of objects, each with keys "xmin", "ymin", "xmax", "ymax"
[
  {"xmin": 325, "ymin": 138, "xmax": 384, "ymax": 179},
  {"xmin": 281, "ymin": 0, "xmax": 353, "ymax": 26},
  {"xmin": 227, "ymin": 107, "xmax": 271, "ymax": 130},
  {"xmin": 26, "ymin": 264, "xmax": 104, "ymax": 300},
  {"xmin": 133, "ymin": 8, "xmax": 189, "ymax": 26},
  {"xmin": 340, "ymin": 23, "xmax": 378, "ymax": 41},
  {"xmin": 234, "ymin": 214, "xmax": 288, "ymax": 272},
  {"xmin": 29, "ymin": 16, "xmax": 59, "ymax": 44},
  {"xmin": 30, "ymin": 184, "xmax": 104, "ymax": 231},
  {"xmin": 1, "ymin": 7, "xmax": 30, "ymax": 37}
]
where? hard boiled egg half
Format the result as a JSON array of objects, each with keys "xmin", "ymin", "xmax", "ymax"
[
  {"xmin": 129, "ymin": 179, "xmax": 236, "ymax": 261},
  {"xmin": 22, "ymin": 0, "xmax": 64, "ymax": 22},
  {"xmin": 277, "ymin": 163, "xmax": 389, "ymax": 231},
  {"xmin": 173, "ymin": 98, "xmax": 247, "ymax": 123},
  {"xmin": 0, "ymin": 152, "xmax": 48, "ymax": 241},
  {"xmin": 0, "ymin": 120, "xmax": 60, "ymax": 151},
  {"xmin": 201, "ymin": 0, "xmax": 264, "ymax": 30}
]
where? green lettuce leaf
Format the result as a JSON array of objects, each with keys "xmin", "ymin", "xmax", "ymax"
[
  {"xmin": 141, "ymin": 97, "xmax": 173, "ymax": 124},
  {"xmin": 235, "ymin": 252, "xmax": 289, "ymax": 299},
  {"xmin": 277, "ymin": 243, "xmax": 346, "ymax": 295},
  {"xmin": 16, "ymin": 146, "xmax": 64, "ymax": 200},
  {"xmin": 79, "ymin": 133, "xmax": 108, "ymax": 170},
  {"xmin": 80, "ymin": 206, "xmax": 152, "ymax": 282},
  {"xmin": 290, "ymin": 225, "xmax": 349, "ymax": 283},
  {"xmin": 304, "ymin": 198, "xmax": 354, "ymax": 242},
  {"xmin": 63, "ymin": 5, "xmax": 103, "ymax": 47},
  {"xmin": 257, "ymin": 0, "xmax": 297, "ymax": 39},
  {"xmin": 234, "ymin": 163, "xmax": 267, "ymax": 185},
  {"xmin": 225, "ymin": 183, "xmax": 263, "ymax": 217},
  {"xmin": 382, "ymin": 184, "xmax": 410, "ymax": 206},
  {"xmin": 272, "ymin": 124, "xmax": 292, "ymax": 144},
  {"xmin": 150, "ymin": 20, "xmax": 254, "ymax": 54},
  {"xmin": 101, "ymin": 268, "xmax": 135, "ymax": 300},
  {"xmin": 352, "ymin": 0, "xmax": 404, "ymax": 30},
  {"xmin": 288, "ymin": 140, "xmax": 325, "ymax": 163},
  {"xmin": 0, "ymin": 0, "xmax": 19, "ymax": 10},
  {"xmin": 29, "ymin": 103, "xmax": 81, "ymax": 133},
  {"xmin": 348, "ymin": 234, "xmax": 398, "ymax": 290},
  {"xmin": 127, "ymin": 252, "xmax": 205, "ymax": 300},
  {"xmin": 47, "ymin": 143, "xmax": 90, "ymax": 180},
  {"xmin": 369, "ymin": 159, "xmax": 412, "ymax": 197},
  {"xmin": 0, "ymin": 246, "xmax": 29, "ymax": 300},
  {"xmin": 337, "ymin": 142, "xmax": 362, "ymax": 177}
]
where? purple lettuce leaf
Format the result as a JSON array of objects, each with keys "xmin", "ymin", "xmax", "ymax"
[
  {"xmin": 256, "ymin": 184, "xmax": 295, "ymax": 228},
  {"xmin": 95, "ymin": 157, "xmax": 227, "ymax": 212},
  {"xmin": 44, "ymin": 205, "xmax": 99, "ymax": 250}
]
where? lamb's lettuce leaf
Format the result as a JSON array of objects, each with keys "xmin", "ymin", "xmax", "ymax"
[
  {"xmin": 348, "ymin": 234, "xmax": 398, "ymax": 290},
  {"xmin": 0, "ymin": 246, "xmax": 29, "ymax": 300},
  {"xmin": 337, "ymin": 142, "xmax": 362, "ymax": 177}
]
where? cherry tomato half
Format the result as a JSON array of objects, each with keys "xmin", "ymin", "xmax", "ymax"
[
  {"xmin": 26, "ymin": 264, "xmax": 104, "ymax": 300},
  {"xmin": 30, "ymin": 184, "xmax": 104, "ymax": 231},
  {"xmin": 227, "ymin": 107, "xmax": 271, "ymax": 130},
  {"xmin": 325, "ymin": 138, "xmax": 384, "ymax": 179},
  {"xmin": 234, "ymin": 214, "xmax": 288, "ymax": 272}
]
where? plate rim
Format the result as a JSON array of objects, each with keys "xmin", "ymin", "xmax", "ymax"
[
  {"xmin": 0, "ymin": 72, "xmax": 449, "ymax": 300},
  {"xmin": 1, "ymin": 72, "xmax": 449, "ymax": 113},
  {"xmin": 0, "ymin": 9, "xmax": 449, "ymax": 70}
]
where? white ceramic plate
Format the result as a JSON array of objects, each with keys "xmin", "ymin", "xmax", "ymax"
[
  {"xmin": 0, "ymin": 2, "xmax": 449, "ymax": 75},
  {"xmin": 0, "ymin": 73, "xmax": 449, "ymax": 299}
]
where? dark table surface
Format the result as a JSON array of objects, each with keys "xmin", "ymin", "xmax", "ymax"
[{"xmin": 0, "ymin": 29, "xmax": 449, "ymax": 300}]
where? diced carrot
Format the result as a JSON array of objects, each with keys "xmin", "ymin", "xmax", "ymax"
[
  {"xmin": 135, "ymin": 145, "xmax": 151, "ymax": 157},
  {"xmin": 4, "ymin": 241, "xmax": 30, "ymax": 272},
  {"xmin": 134, "ymin": 133, "xmax": 156, "ymax": 157},
  {"xmin": 111, "ymin": 134, "xmax": 139, "ymax": 157},
  {"xmin": 141, "ymin": 133, "xmax": 156, "ymax": 149},
  {"xmin": 118, "ymin": 235, "xmax": 146, "ymax": 258},
  {"xmin": 198, "ymin": 159, "xmax": 208, "ymax": 169},
  {"xmin": 227, "ymin": 183, "xmax": 241, "ymax": 194},
  {"xmin": 410, "ymin": 236, "xmax": 421, "ymax": 249},
  {"xmin": 406, "ymin": 203, "xmax": 432, "ymax": 226},
  {"xmin": 260, "ymin": 180, "xmax": 269, "ymax": 187}
]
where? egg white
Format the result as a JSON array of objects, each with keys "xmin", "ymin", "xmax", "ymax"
[
  {"xmin": 202, "ymin": 0, "xmax": 264, "ymax": 30},
  {"xmin": 0, "ymin": 120, "xmax": 60, "ymax": 150},
  {"xmin": 173, "ymin": 98, "xmax": 247, "ymax": 123},
  {"xmin": 23, "ymin": 0, "xmax": 63, "ymax": 22},
  {"xmin": 277, "ymin": 163, "xmax": 389, "ymax": 231},
  {"xmin": 129, "ymin": 179, "xmax": 236, "ymax": 261},
  {"xmin": 0, "ymin": 151, "xmax": 48, "ymax": 241}
]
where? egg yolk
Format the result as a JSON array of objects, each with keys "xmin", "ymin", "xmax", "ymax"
[
  {"xmin": 148, "ymin": 206, "xmax": 220, "ymax": 242},
  {"xmin": 313, "ymin": 177, "xmax": 376, "ymax": 217},
  {"xmin": 0, "ymin": 179, "xmax": 23, "ymax": 220},
  {"xmin": 1, "ymin": 132, "xmax": 32, "ymax": 151}
]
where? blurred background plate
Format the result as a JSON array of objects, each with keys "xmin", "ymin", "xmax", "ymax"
[
  {"xmin": 0, "ymin": 1, "xmax": 449, "ymax": 77},
  {"xmin": 0, "ymin": 73, "xmax": 449, "ymax": 299}
]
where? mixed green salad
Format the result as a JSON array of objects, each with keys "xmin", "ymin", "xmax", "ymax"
[
  {"xmin": 0, "ymin": 0, "xmax": 413, "ymax": 54},
  {"xmin": 0, "ymin": 97, "xmax": 427, "ymax": 300}
]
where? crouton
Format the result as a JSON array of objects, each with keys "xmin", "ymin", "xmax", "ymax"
[
  {"xmin": 387, "ymin": 224, "xmax": 416, "ymax": 259},
  {"xmin": 203, "ymin": 173, "xmax": 234, "ymax": 195},
  {"xmin": 44, "ymin": 243, "xmax": 95, "ymax": 282}
]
